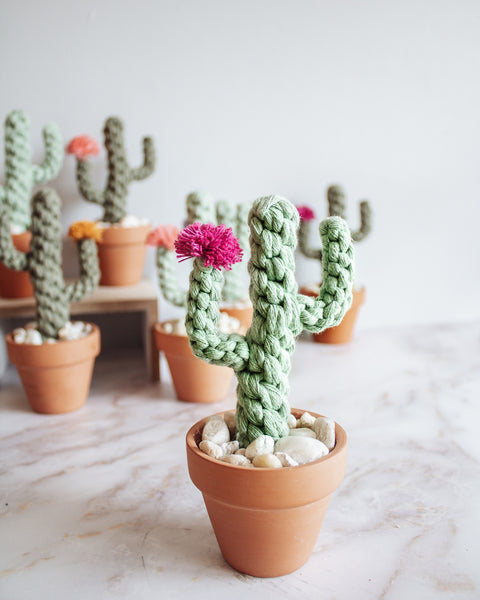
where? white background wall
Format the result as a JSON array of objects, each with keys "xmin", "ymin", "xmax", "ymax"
[{"xmin": 1, "ymin": 0, "xmax": 479, "ymax": 330}]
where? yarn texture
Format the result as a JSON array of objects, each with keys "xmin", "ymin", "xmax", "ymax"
[
  {"xmin": 0, "ymin": 109, "xmax": 63, "ymax": 230},
  {"xmin": 67, "ymin": 116, "xmax": 155, "ymax": 224},
  {"xmin": 177, "ymin": 195, "xmax": 355, "ymax": 446},
  {"xmin": 0, "ymin": 189, "xmax": 100, "ymax": 338}
]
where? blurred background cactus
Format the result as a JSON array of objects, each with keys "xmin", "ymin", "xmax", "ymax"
[
  {"xmin": 67, "ymin": 116, "xmax": 155, "ymax": 224},
  {"xmin": 176, "ymin": 195, "xmax": 355, "ymax": 446},
  {"xmin": 0, "ymin": 189, "xmax": 100, "ymax": 339},
  {"xmin": 0, "ymin": 109, "xmax": 63, "ymax": 231}
]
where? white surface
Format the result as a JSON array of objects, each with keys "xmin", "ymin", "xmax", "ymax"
[
  {"xmin": 1, "ymin": 0, "xmax": 479, "ymax": 329},
  {"xmin": 1, "ymin": 320, "xmax": 479, "ymax": 599}
]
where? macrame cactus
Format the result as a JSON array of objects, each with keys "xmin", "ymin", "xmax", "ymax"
[
  {"xmin": 297, "ymin": 184, "xmax": 372, "ymax": 265},
  {"xmin": 0, "ymin": 189, "xmax": 101, "ymax": 339},
  {"xmin": 175, "ymin": 195, "xmax": 355, "ymax": 446},
  {"xmin": 0, "ymin": 109, "xmax": 63, "ymax": 230},
  {"xmin": 66, "ymin": 116, "xmax": 155, "ymax": 224}
]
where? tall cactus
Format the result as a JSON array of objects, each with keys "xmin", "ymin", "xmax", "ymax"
[
  {"xmin": 67, "ymin": 116, "xmax": 155, "ymax": 224},
  {"xmin": 0, "ymin": 109, "xmax": 63, "ymax": 230},
  {"xmin": 297, "ymin": 184, "xmax": 372, "ymax": 265},
  {"xmin": 175, "ymin": 195, "xmax": 355, "ymax": 446},
  {"xmin": 0, "ymin": 189, "xmax": 100, "ymax": 338}
]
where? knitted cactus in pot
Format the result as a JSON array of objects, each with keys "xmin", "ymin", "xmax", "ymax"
[
  {"xmin": 66, "ymin": 116, "xmax": 155, "ymax": 224},
  {"xmin": 0, "ymin": 109, "xmax": 63, "ymax": 231},
  {"xmin": 0, "ymin": 188, "xmax": 101, "ymax": 339},
  {"xmin": 175, "ymin": 195, "xmax": 355, "ymax": 446}
]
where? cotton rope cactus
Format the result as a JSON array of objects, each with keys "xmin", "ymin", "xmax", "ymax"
[
  {"xmin": 175, "ymin": 195, "xmax": 355, "ymax": 446},
  {"xmin": 0, "ymin": 109, "xmax": 63, "ymax": 230},
  {"xmin": 297, "ymin": 184, "xmax": 372, "ymax": 264},
  {"xmin": 0, "ymin": 189, "xmax": 101, "ymax": 339},
  {"xmin": 66, "ymin": 116, "xmax": 155, "ymax": 224}
]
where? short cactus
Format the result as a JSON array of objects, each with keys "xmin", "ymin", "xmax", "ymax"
[
  {"xmin": 67, "ymin": 116, "xmax": 155, "ymax": 224},
  {"xmin": 0, "ymin": 109, "xmax": 63, "ymax": 231},
  {"xmin": 0, "ymin": 189, "xmax": 101, "ymax": 339},
  {"xmin": 297, "ymin": 184, "xmax": 372, "ymax": 265},
  {"xmin": 175, "ymin": 195, "xmax": 355, "ymax": 446}
]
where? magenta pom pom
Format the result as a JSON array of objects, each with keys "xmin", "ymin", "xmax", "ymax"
[
  {"xmin": 296, "ymin": 205, "xmax": 315, "ymax": 221},
  {"xmin": 175, "ymin": 223, "xmax": 243, "ymax": 270}
]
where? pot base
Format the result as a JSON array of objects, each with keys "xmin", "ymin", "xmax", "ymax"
[{"xmin": 0, "ymin": 232, "xmax": 34, "ymax": 299}]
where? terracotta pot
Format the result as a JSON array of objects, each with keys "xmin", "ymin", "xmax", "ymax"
[
  {"xmin": 220, "ymin": 304, "xmax": 253, "ymax": 331},
  {"xmin": 6, "ymin": 324, "xmax": 101, "ymax": 414},
  {"xmin": 300, "ymin": 285, "xmax": 365, "ymax": 344},
  {"xmin": 97, "ymin": 223, "xmax": 151, "ymax": 286},
  {"xmin": 154, "ymin": 322, "xmax": 234, "ymax": 403},
  {"xmin": 0, "ymin": 231, "xmax": 34, "ymax": 299},
  {"xmin": 186, "ymin": 408, "xmax": 348, "ymax": 577}
]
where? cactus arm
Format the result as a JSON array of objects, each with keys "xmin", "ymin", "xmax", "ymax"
[
  {"xmin": 156, "ymin": 247, "xmax": 187, "ymax": 308},
  {"xmin": 0, "ymin": 186, "xmax": 5, "ymax": 203},
  {"xmin": 298, "ymin": 216, "xmax": 354, "ymax": 334},
  {"xmin": 351, "ymin": 200, "xmax": 372, "ymax": 242},
  {"xmin": 186, "ymin": 191, "xmax": 215, "ymax": 224},
  {"xmin": 327, "ymin": 185, "xmax": 346, "ymax": 219},
  {"xmin": 65, "ymin": 238, "xmax": 100, "ymax": 303},
  {"xmin": 235, "ymin": 203, "xmax": 250, "ymax": 258},
  {"xmin": 216, "ymin": 200, "xmax": 242, "ymax": 303},
  {"xmin": 297, "ymin": 219, "xmax": 323, "ymax": 261},
  {"xmin": 129, "ymin": 137, "xmax": 155, "ymax": 181},
  {"xmin": 75, "ymin": 159, "xmax": 105, "ymax": 206},
  {"xmin": 31, "ymin": 124, "xmax": 63, "ymax": 184},
  {"xmin": 185, "ymin": 258, "xmax": 249, "ymax": 370},
  {"xmin": 0, "ymin": 205, "xmax": 28, "ymax": 271}
]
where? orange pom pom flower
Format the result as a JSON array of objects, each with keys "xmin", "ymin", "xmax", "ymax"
[
  {"xmin": 68, "ymin": 221, "xmax": 103, "ymax": 242},
  {"xmin": 66, "ymin": 135, "xmax": 100, "ymax": 160},
  {"xmin": 146, "ymin": 224, "xmax": 181, "ymax": 251}
]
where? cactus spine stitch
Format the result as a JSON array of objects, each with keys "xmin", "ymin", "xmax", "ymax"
[
  {"xmin": 0, "ymin": 110, "xmax": 63, "ymax": 230},
  {"xmin": 0, "ymin": 189, "xmax": 100, "ymax": 338},
  {"xmin": 177, "ymin": 195, "xmax": 355, "ymax": 446},
  {"xmin": 69, "ymin": 116, "xmax": 155, "ymax": 224}
]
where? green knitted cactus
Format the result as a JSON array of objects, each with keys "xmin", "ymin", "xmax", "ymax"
[
  {"xmin": 0, "ymin": 189, "xmax": 100, "ymax": 338},
  {"xmin": 176, "ymin": 195, "xmax": 355, "ymax": 446},
  {"xmin": 0, "ymin": 110, "xmax": 63, "ymax": 231},
  {"xmin": 297, "ymin": 185, "xmax": 372, "ymax": 265},
  {"xmin": 67, "ymin": 117, "xmax": 155, "ymax": 224}
]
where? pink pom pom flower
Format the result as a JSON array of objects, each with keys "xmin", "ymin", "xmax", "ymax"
[
  {"xmin": 296, "ymin": 205, "xmax": 315, "ymax": 221},
  {"xmin": 146, "ymin": 224, "xmax": 181, "ymax": 250},
  {"xmin": 175, "ymin": 223, "xmax": 243, "ymax": 270},
  {"xmin": 66, "ymin": 135, "xmax": 101, "ymax": 160}
]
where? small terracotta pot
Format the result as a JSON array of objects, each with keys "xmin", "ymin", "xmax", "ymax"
[
  {"xmin": 186, "ymin": 408, "xmax": 348, "ymax": 577},
  {"xmin": 220, "ymin": 304, "xmax": 253, "ymax": 331},
  {"xmin": 6, "ymin": 324, "xmax": 101, "ymax": 414},
  {"xmin": 0, "ymin": 231, "xmax": 34, "ymax": 299},
  {"xmin": 300, "ymin": 285, "xmax": 365, "ymax": 344},
  {"xmin": 97, "ymin": 223, "xmax": 151, "ymax": 286},
  {"xmin": 154, "ymin": 323, "xmax": 234, "ymax": 403}
]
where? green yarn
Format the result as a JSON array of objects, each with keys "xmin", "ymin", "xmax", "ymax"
[
  {"xmin": 156, "ymin": 246, "xmax": 187, "ymax": 308},
  {"xmin": 0, "ymin": 189, "xmax": 100, "ymax": 338},
  {"xmin": 75, "ymin": 116, "xmax": 155, "ymax": 224},
  {"xmin": 327, "ymin": 185, "xmax": 372, "ymax": 242},
  {"xmin": 184, "ymin": 195, "xmax": 355, "ymax": 446},
  {"xmin": 0, "ymin": 109, "xmax": 63, "ymax": 230}
]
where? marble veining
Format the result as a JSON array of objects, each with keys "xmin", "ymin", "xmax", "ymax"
[{"xmin": 0, "ymin": 320, "xmax": 479, "ymax": 599}]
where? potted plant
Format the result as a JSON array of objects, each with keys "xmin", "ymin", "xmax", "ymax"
[
  {"xmin": 66, "ymin": 116, "xmax": 155, "ymax": 286},
  {"xmin": 0, "ymin": 188, "xmax": 101, "ymax": 414},
  {"xmin": 0, "ymin": 109, "xmax": 63, "ymax": 298},
  {"xmin": 297, "ymin": 184, "xmax": 372, "ymax": 343},
  {"xmin": 176, "ymin": 194, "xmax": 355, "ymax": 576}
]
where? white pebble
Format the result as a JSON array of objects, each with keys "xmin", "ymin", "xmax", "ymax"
[
  {"xmin": 202, "ymin": 417, "xmax": 230, "ymax": 445},
  {"xmin": 220, "ymin": 454, "xmax": 251, "ymax": 466},
  {"xmin": 45, "ymin": 338, "xmax": 57, "ymax": 344},
  {"xmin": 287, "ymin": 413, "xmax": 297, "ymax": 429},
  {"xmin": 252, "ymin": 453, "xmax": 283, "ymax": 469},
  {"xmin": 288, "ymin": 427, "xmax": 317, "ymax": 438},
  {"xmin": 223, "ymin": 411, "xmax": 236, "ymax": 436},
  {"xmin": 297, "ymin": 412, "xmax": 316, "ymax": 429},
  {"xmin": 313, "ymin": 417, "xmax": 336, "ymax": 450},
  {"xmin": 234, "ymin": 448, "xmax": 247, "ymax": 456},
  {"xmin": 24, "ymin": 329, "xmax": 42, "ymax": 345},
  {"xmin": 274, "ymin": 452, "xmax": 299, "ymax": 467},
  {"xmin": 162, "ymin": 321, "xmax": 174, "ymax": 334},
  {"xmin": 221, "ymin": 441, "xmax": 239, "ymax": 456},
  {"xmin": 218, "ymin": 312, "xmax": 240, "ymax": 334},
  {"xmin": 274, "ymin": 436, "xmax": 329, "ymax": 465},
  {"xmin": 12, "ymin": 328, "xmax": 26, "ymax": 344},
  {"xmin": 245, "ymin": 435, "xmax": 275, "ymax": 460},
  {"xmin": 199, "ymin": 440, "xmax": 224, "ymax": 459}
]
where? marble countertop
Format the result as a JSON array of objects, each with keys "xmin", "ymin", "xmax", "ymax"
[{"xmin": 1, "ymin": 320, "xmax": 479, "ymax": 599}]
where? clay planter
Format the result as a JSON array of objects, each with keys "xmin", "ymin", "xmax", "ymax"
[
  {"xmin": 6, "ymin": 324, "xmax": 101, "ymax": 414},
  {"xmin": 0, "ymin": 231, "xmax": 34, "ymax": 298},
  {"xmin": 300, "ymin": 285, "xmax": 365, "ymax": 344},
  {"xmin": 220, "ymin": 304, "xmax": 253, "ymax": 331},
  {"xmin": 154, "ymin": 322, "xmax": 234, "ymax": 403},
  {"xmin": 186, "ymin": 408, "xmax": 348, "ymax": 577},
  {"xmin": 97, "ymin": 223, "xmax": 151, "ymax": 286}
]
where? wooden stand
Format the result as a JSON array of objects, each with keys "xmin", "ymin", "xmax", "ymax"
[{"xmin": 0, "ymin": 280, "xmax": 160, "ymax": 381}]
